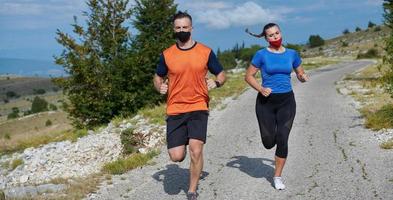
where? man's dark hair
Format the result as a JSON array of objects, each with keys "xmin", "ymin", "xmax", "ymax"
[{"xmin": 173, "ymin": 11, "xmax": 192, "ymax": 24}]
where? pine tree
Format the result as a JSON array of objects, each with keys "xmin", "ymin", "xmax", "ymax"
[
  {"xmin": 382, "ymin": 0, "xmax": 393, "ymax": 96},
  {"xmin": 54, "ymin": 0, "xmax": 132, "ymax": 127},
  {"xmin": 128, "ymin": 0, "xmax": 177, "ymax": 107}
]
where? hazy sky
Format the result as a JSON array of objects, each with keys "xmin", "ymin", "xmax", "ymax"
[{"xmin": 0, "ymin": 0, "xmax": 385, "ymax": 61}]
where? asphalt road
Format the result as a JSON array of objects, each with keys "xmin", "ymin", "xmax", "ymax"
[{"xmin": 86, "ymin": 60, "xmax": 393, "ymax": 200}]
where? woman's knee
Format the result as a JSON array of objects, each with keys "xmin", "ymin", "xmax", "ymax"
[{"xmin": 262, "ymin": 137, "xmax": 275, "ymax": 149}]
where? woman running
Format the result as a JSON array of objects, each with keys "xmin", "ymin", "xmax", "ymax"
[{"xmin": 245, "ymin": 23, "xmax": 309, "ymax": 190}]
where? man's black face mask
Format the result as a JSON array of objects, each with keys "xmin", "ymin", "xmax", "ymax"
[{"xmin": 174, "ymin": 31, "xmax": 191, "ymax": 43}]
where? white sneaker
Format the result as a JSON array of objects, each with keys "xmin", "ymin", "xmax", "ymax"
[{"xmin": 273, "ymin": 177, "xmax": 286, "ymax": 190}]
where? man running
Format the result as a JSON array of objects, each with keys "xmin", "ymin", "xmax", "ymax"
[{"xmin": 153, "ymin": 11, "xmax": 226, "ymax": 200}]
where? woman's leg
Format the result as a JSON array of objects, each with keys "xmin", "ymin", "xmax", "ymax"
[
  {"xmin": 274, "ymin": 92, "xmax": 296, "ymax": 177},
  {"xmin": 255, "ymin": 93, "xmax": 277, "ymax": 149}
]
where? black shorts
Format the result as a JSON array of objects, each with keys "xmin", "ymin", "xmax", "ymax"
[{"xmin": 166, "ymin": 110, "xmax": 209, "ymax": 149}]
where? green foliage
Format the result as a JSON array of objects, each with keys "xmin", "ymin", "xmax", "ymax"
[
  {"xmin": 7, "ymin": 107, "xmax": 19, "ymax": 119},
  {"xmin": 102, "ymin": 150, "xmax": 159, "ymax": 174},
  {"xmin": 49, "ymin": 103, "xmax": 58, "ymax": 111},
  {"xmin": 341, "ymin": 41, "xmax": 349, "ymax": 47},
  {"xmin": 383, "ymin": 0, "xmax": 393, "ymax": 97},
  {"xmin": 217, "ymin": 43, "xmax": 262, "ymax": 70},
  {"xmin": 308, "ymin": 35, "xmax": 325, "ymax": 48},
  {"xmin": 343, "ymin": 29, "xmax": 350, "ymax": 34},
  {"xmin": 362, "ymin": 104, "xmax": 393, "ymax": 130},
  {"xmin": 46, "ymin": 119, "xmax": 52, "ymax": 126},
  {"xmin": 4, "ymin": 133, "xmax": 11, "ymax": 140},
  {"xmin": 31, "ymin": 96, "xmax": 48, "ymax": 114},
  {"xmin": 128, "ymin": 0, "xmax": 177, "ymax": 110},
  {"xmin": 54, "ymin": 0, "xmax": 132, "ymax": 128},
  {"xmin": 374, "ymin": 26, "xmax": 382, "ymax": 32},
  {"xmin": 357, "ymin": 48, "xmax": 379, "ymax": 59},
  {"xmin": 33, "ymin": 89, "xmax": 46, "ymax": 94},
  {"xmin": 120, "ymin": 128, "xmax": 138, "ymax": 154},
  {"xmin": 355, "ymin": 27, "xmax": 362, "ymax": 32},
  {"xmin": 11, "ymin": 158, "xmax": 23, "ymax": 170},
  {"xmin": 6, "ymin": 91, "xmax": 19, "ymax": 98},
  {"xmin": 368, "ymin": 21, "xmax": 376, "ymax": 28},
  {"xmin": 54, "ymin": 0, "xmax": 176, "ymax": 128},
  {"xmin": 285, "ymin": 43, "xmax": 302, "ymax": 52}
]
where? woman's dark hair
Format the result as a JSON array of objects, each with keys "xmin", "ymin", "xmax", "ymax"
[
  {"xmin": 173, "ymin": 11, "xmax": 192, "ymax": 24},
  {"xmin": 245, "ymin": 23, "xmax": 279, "ymax": 38}
]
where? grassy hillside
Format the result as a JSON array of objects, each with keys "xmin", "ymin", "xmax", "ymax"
[{"xmin": 302, "ymin": 25, "xmax": 388, "ymax": 58}]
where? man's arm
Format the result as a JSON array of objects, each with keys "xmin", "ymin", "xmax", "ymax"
[{"xmin": 153, "ymin": 74, "xmax": 168, "ymax": 94}]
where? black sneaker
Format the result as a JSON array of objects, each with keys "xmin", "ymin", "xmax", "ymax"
[{"xmin": 187, "ymin": 192, "xmax": 198, "ymax": 200}]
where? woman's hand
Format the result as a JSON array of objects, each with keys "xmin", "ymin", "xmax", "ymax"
[
  {"xmin": 260, "ymin": 87, "xmax": 272, "ymax": 97},
  {"xmin": 297, "ymin": 73, "xmax": 309, "ymax": 82}
]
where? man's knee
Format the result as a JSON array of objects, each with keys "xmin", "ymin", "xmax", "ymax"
[
  {"xmin": 168, "ymin": 146, "xmax": 186, "ymax": 162},
  {"xmin": 189, "ymin": 139, "xmax": 204, "ymax": 160},
  {"xmin": 169, "ymin": 151, "xmax": 186, "ymax": 162}
]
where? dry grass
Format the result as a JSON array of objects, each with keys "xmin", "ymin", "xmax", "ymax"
[
  {"xmin": 343, "ymin": 60, "xmax": 393, "ymax": 132},
  {"xmin": 302, "ymin": 57, "xmax": 345, "ymax": 70},
  {"xmin": 102, "ymin": 150, "xmax": 160, "ymax": 175},
  {"xmin": 0, "ymin": 111, "xmax": 78, "ymax": 155},
  {"xmin": 380, "ymin": 138, "xmax": 393, "ymax": 149}
]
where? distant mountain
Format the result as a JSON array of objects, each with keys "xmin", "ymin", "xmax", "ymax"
[{"xmin": 0, "ymin": 58, "xmax": 66, "ymax": 77}]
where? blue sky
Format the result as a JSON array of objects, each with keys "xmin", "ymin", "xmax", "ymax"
[{"xmin": 0, "ymin": 0, "xmax": 385, "ymax": 61}]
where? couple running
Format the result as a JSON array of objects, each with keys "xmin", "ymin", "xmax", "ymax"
[{"xmin": 153, "ymin": 11, "xmax": 309, "ymax": 200}]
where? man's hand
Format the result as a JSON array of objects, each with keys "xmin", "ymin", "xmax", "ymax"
[
  {"xmin": 159, "ymin": 79, "xmax": 168, "ymax": 94},
  {"xmin": 206, "ymin": 78, "xmax": 217, "ymax": 90},
  {"xmin": 297, "ymin": 73, "xmax": 309, "ymax": 83}
]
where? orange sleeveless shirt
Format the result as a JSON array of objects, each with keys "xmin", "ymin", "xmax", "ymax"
[{"xmin": 162, "ymin": 43, "xmax": 212, "ymax": 115}]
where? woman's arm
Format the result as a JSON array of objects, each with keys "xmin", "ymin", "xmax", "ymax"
[
  {"xmin": 245, "ymin": 64, "xmax": 272, "ymax": 97},
  {"xmin": 294, "ymin": 66, "xmax": 309, "ymax": 83}
]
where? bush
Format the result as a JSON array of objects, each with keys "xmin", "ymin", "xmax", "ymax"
[
  {"xmin": 7, "ymin": 107, "xmax": 20, "ymax": 119},
  {"xmin": 6, "ymin": 91, "xmax": 19, "ymax": 98},
  {"xmin": 362, "ymin": 104, "xmax": 393, "ymax": 130},
  {"xmin": 31, "ymin": 96, "xmax": 48, "ymax": 114},
  {"xmin": 308, "ymin": 35, "xmax": 325, "ymax": 48},
  {"xmin": 49, "ymin": 103, "xmax": 58, "ymax": 111},
  {"xmin": 33, "ymin": 89, "xmax": 46, "ymax": 95},
  {"xmin": 341, "ymin": 41, "xmax": 349, "ymax": 47},
  {"xmin": 368, "ymin": 21, "xmax": 376, "ymax": 28},
  {"xmin": 45, "ymin": 119, "xmax": 52, "ymax": 126},
  {"xmin": 120, "ymin": 128, "xmax": 139, "ymax": 154},
  {"xmin": 285, "ymin": 43, "xmax": 302, "ymax": 52},
  {"xmin": 356, "ymin": 48, "xmax": 379, "ymax": 59},
  {"xmin": 4, "ymin": 133, "xmax": 11, "ymax": 140},
  {"xmin": 355, "ymin": 27, "xmax": 362, "ymax": 32},
  {"xmin": 343, "ymin": 29, "xmax": 350, "ymax": 34},
  {"xmin": 374, "ymin": 26, "xmax": 382, "ymax": 32}
]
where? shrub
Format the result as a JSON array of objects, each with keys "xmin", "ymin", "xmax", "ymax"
[
  {"xmin": 356, "ymin": 48, "xmax": 379, "ymax": 59},
  {"xmin": 49, "ymin": 103, "xmax": 58, "ymax": 111},
  {"xmin": 343, "ymin": 29, "xmax": 350, "ymax": 34},
  {"xmin": 31, "ymin": 96, "xmax": 48, "ymax": 114},
  {"xmin": 120, "ymin": 128, "xmax": 139, "ymax": 154},
  {"xmin": 355, "ymin": 27, "xmax": 362, "ymax": 32},
  {"xmin": 33, "ymin": 89, "xmax": 46, "ymax": 95},
  {"xmin": 6, "ymin": 91, "xmax": 18, "ymax": 98},
  {"xmin": 46, "ymin": 119, "xmax": 52, "ymax": 126},
  {"xmin": 308, "ymin": 35, "xmax": 325, "ymax": 48}
]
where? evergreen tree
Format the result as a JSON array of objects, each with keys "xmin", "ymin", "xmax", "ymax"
[
  {"xmin": 382, "ymin": 0, "xmax": 393, "ymax": 96},
  {"xmin": 368, "ymin": 21, "xmax": 376, "ymax": 28},
  {"xmin": 128, "ymin": 0, "xmax": 177, "ymax": 107},
  {"xmin": 54, "ymin": 0, "xmax": 132, "ymax": 127},
  {"xmin": 31, "ymin": 96, "xmax": 48, "ymax": 114},
  {"xmin": 308, "ymin": 35, "xmax": 325, "ymax": 48}
]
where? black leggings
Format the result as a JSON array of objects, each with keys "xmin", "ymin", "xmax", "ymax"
[{"xmin": 255, "ymin": 91, "xmax": 296, "ymax": 158}]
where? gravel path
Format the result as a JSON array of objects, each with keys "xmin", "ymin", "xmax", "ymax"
[{"xmin": 86, "ymin": 60, "xmax": 393, "ymax": 200}]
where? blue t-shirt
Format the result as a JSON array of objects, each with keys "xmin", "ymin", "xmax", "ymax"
[{"xmin": 251, "ymin": 48, "xmax": 302, "ymax": 93}]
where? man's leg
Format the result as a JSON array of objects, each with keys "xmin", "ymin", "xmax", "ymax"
[
  {"xmin": 188, "ymin": 139, "xmax": 204, "ymax": 193},
  {"xmin": 168, "ymin": 145, "xmax": 187, "ymax": 162}
]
